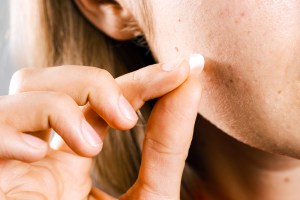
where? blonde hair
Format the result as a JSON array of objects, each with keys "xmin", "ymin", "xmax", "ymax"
[{"xmin": 11, "ymin": 0, "xmax": 201, "ymax": 198}]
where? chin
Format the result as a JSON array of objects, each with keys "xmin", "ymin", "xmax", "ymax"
[{"xmin": 198, "ymin": 79, "xmax": 300, "ymax": 159}]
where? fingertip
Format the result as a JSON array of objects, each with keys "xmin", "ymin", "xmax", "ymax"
[
  {"xmin": 50, "ymin": 130, "xmax": 103, "ymax": 158},
  {"xmin": 161, "ymin": 58, "xmax": 190, "ymax": 78},
  {"xmin": 52, "ymin": 115, "xmax": 104, "ymax": 158},
  {"xmin": 107, "ymin": 117, "xmax": 137, "ymax": 131},
  {"xmin": 118, "ymin": 95, "xmax": 139, "ymax": 122},
  {"xmin": 21, "ymin": 147, "xmax": 48, "ymax": 163},
  {"xmin": 189, "ymin": 53, "xmax": 205, "ymax": 71},
  {"xmin": 177, "ymin": 59, "xmax": 191, "ymax": 78},
  {"xmin": 81, "ymin": 119, "xmax": 103, "ymax": 147},
  {"xmin": 18, "ymin": 148, "xmax": 48, "ymax": 163},
  {"xmin": 20, "ymin": 133, "xmax": 48, "ymax": 150},
  {"xmin": 66, "ymin": 119, "xmax": 104, "ymax": 157},
  {"xmin": 105, "ymin": 95, "xmax": 138, "ymax": 130},
  {"xmin": 72, "ymin": 142, "xmax": 103, "ymax": 158},
  {"xmin": 17, "ymin": 133, "xmax": 48, "ymax": 162}
]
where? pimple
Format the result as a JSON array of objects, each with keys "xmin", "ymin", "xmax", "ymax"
[
  {"xmin": 235, "ymin": 11, "xmax": 247, "ymax": 24},
  {"xmin": 225, "ymin": 79, "xmax": 235, "ymax": 89},
  {"xmin": 218, "ymin": 8, "xmax": 230, "ymax": 17},
  {"xmin": 284, "ymin": 177, "xmax": 290, "ymax": 183}
]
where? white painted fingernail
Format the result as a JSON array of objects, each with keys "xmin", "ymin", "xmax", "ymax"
[
  {"xmin": 189, "ymin": 54, "xmax": 205, "ymax": 71},
  {"xmin": 50, "ymin": 132, "xmax": 64, "ymax": 150}
]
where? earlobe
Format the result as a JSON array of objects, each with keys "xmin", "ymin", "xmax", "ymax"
[{"xmin": 75, "ymin": 0, "xmax": 142, "ymax": 40}]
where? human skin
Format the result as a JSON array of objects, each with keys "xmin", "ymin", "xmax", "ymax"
[
  {"xmin": 74, "ymin": 0, "xmax": 300, "ymax": 197},
  {"xmin": 105, "ymin": 0, "xmax": 300, "ymax": 199},
  {"xmin": 1, "ymin": 0, "xmax": 300, "ymax": 199},
  {"xmin": 124, "ymin": 0, "xmax": 300, "ymax": 159},
  {"xmin": 0, "ymin": 60, "xmax": 204, "ymax": 199}
]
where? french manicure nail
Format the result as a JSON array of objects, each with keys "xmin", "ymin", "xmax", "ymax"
[
  {"xmin": 21, "ymin": 133, "xmax": 46, "ymax": 149},
  {"xmin": 119, "ymin": 95, "xmax": 138, "ymax": 121},
  {"xmin": 189, "ymin": 54, "xmax": 205, "ymax": 71},
  {"xmin": 161, "ymin": 59, "xmax": 183, "ymax": 71},
  {"xmin": 81, "ymin": 120, "xmax": 102, "ymax": 147}
]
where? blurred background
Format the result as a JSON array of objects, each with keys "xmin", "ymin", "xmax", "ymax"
[{"xmin": 0, "ymin": 0, "xmax": 15, "ymax": 95}]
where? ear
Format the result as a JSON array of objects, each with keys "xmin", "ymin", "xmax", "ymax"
[{"xmin": 75, "ymin": 0, "xmax": 142, "ymax": 40}]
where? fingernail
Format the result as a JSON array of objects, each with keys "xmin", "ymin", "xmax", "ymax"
[
  {"xmin": 21, "ymin": 133, "xmax": 46, "ymax": 149},
  {"xmin": 81, "ymin": 120, "xmax": 102, "ymax": 147},
  {"xmin": 189, "ymin": 54, "xmax": 205, "ymax": 71},
  {"xmin": 119, "ymin": 95, "xmax": 138, "ymax": 121},
  {"xmin": 161, "ymin": 59, "xmax": 183, "ymax": 71}
]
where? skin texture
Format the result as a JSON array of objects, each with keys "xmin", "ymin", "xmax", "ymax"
[
  {"xmin": 0, "ymin": 150, "xmax": 93, "ymax": 199},
  {"xmin": 1, "ymin": 0, "xmax": 300, "ymax": 199},
  {"xmin": 92, "ymin": 0, "xmax": 300, "ymax": 198},
  {"xmin": 0, "ymin": 60, "xmax": 205, "ymax": 199},
  {"xmin": 127, "ymin": 0, "xmax": 300, "ymax": 158}
]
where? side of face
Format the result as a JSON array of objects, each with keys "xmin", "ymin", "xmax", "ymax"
[
  {"xmin": 79, "ymin": 0, "xmax": 300, "ymax": 158},
  {"xmin": 123, "ymin": 0, "xmax": 300, "ymax": 157}
]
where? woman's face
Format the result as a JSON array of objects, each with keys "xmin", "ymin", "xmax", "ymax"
[{"xmin": 118, "ymin": 0, "xmax": 300, "ymax": 157}]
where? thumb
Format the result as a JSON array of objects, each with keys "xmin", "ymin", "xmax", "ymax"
[{"xmin": 122, "ymin": 54, "xmax": 205, "ymax": 200}]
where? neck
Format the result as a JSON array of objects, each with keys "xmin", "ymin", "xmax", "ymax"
[{"xmin": 187, "ymin": 115, "xmax": 300, "ymax": 200}]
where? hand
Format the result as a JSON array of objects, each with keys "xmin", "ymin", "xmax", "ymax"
[
  {"xmin": 0, "ymin": 149, "xmax": 93, "ymax": 199},
  {"xmin": 1, "ymin": 60, "xmax": 189, "ymax": 161},
  {"xmin": 0, "ymin": 58, "xmax": 199, "ymax": 199},
  {"xmin": 0, "ymin": 69, "xmax": 202, "ymax": 200}
]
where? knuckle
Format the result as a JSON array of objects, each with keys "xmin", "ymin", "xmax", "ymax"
[
  {"xmin": 84, "ymin": 67, "xmax": 115, "ymax": 93},
  {"xmin": 130, "ymin": 70, "xmax": 149, "ymax": 100},
  {"xmin": 131, "ymin": 69, "xmax": 150, "ymax": 85},
  {"xmin": 49, "ymin": 92, "xmax": 77, "ymax": 109},
  {"xmin": 131, "ymin": 70, "xmax": 142, "ymax": 82},
  {"xmin": 9, "ymin": 68, "xmax": 33, "ymax": 94},
  {"xmin": 44, "ymin": 92, "xmax": 79, "ymax": 125},
  {"xmin": 53, "ymin": 92, "xmax": 74, "ymax": 103},
  {"xmin": 87, "ymin": 67, "xmax": 113, "ymax": 82}
]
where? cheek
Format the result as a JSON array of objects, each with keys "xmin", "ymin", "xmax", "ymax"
[
  {"xmin": 151, "ymin": 0, "xmax": 300, "ymax": 99},
  {"xmin": 151, "ymin": 0, "xmax": 300, "ymax": 71},
  {"xmin": 149, "ymin": 0, "xmax": 300, "ymax": 155}
]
